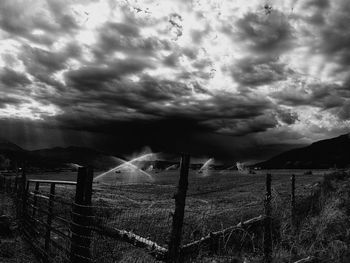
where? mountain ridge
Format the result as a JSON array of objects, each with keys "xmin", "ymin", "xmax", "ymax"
[
  {"xmin": 0, "ymin": 138, "xmax": 121, "ymax": 170},
  {"xmin": 256, "ymin": 133, "xmax": 350, "ymax": 169}
]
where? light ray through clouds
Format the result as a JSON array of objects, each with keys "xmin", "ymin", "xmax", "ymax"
[{"xmin": 0, "ymin": 0, "xmax": 349, "ymax": 157}]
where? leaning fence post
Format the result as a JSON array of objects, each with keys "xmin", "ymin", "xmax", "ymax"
[
  {"xmin": 70, "ymin": 167, "xmax": 93, "ymax": 263},
  {"xmin": 45, "ymin": 183, "xmax": 55, "ymax": 253},
  {"xmin": 291, "ymin": 174, "xmax": 296, "ymax": 230},
  {"xmin": 168, "ymin": 153, "xmax": 190, "ymax": 263},
  {"xmin": 264, "ymin": 173, "xmax": 272, "ymax": 263},
  {"xmin": 32, "ymin": 182, "xmax": 40, "ymax": 217}
]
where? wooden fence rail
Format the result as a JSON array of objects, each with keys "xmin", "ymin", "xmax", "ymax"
[
  {"xmin": 181, "ymin": 214, "xmax": 266, "ymax": 256},
  {"xmin": 93, "ymin": 224, "xmax": 168, "ymax": 260},
  {"xmin": 293, "ymin": 256, "xmax": 315, "ymax": 263}
]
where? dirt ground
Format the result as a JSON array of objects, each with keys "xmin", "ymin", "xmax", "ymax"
[{"xmin": 0, "ymin": 193, "xmax": 38, "ymax": 263}]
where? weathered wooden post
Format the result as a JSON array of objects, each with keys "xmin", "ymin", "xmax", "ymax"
[
  {"xmin": 70, "ymin": 167, "xmax": 93, "ymax": 263},
  {"xmin": 45, "ymin": 183, "xmax": 55, "ymax": 253},
  {"xmin": 32, "ymin": 182, "xmax": 40, "ymax": 217},
  {"xmin": 291, "ymin": 174, "xmax": 296, "ymax": 230},
  {"xmin": 168, "ymin": 153, "xmax": 190, "ymax": 263},
  {"xmin": 14, "ymin": 173, "xmax": 18, "ymax": 194},
  {"xmin": 21, "ymin": 164, "xmax": 28, "ymax": 220},
  {"xmin": 13, "ymin": 162, "xmax": 19, "ymax": 193},
  {"xmin": 3, "ymin": 175, "xmax": 6, "ymax": 190},
  {"xmin": 10, "ymin": 177, "xmax": 13, "ymax": 192},
  {"xmin": 1, "ymin": 176, "xmax": 4, "ymax": 192},
  {"xmin": 2, "ymin": 176, "xmax": 6, "ymax": 192},
  {"xmin": 264, "ymin": 173, "xmax": 272, "ymax": 263},
  {"xmin": 6, "ymin": 177, "xmax": 10, "ymax": 193},
  {"xmin": 0, "ymin": 175, "xmax": 3, "ymax": 190}
]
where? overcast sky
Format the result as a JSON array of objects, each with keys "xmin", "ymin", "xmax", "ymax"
[{"xmin": 0, "ymin": 0, "xmax": 349, "ymax": 161}]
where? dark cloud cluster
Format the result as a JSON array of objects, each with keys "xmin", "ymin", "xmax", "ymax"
[
  {"xmin": 65, "ymin": 58, "xmax": 154, "ymax": 90},
  {"xmin": 0, "ymin": 67, "xmax": 31, "ymax": 88},
  {"xmin": 18, "ymin": 44, "xmax": 78, "ymax": 89},
  {"xmin": 231, "ymin": 57, "xmax": 290, "ymax": 86},
  {"xmin": 299, "ymin": 0, "xmax": 350, "ymax": 71},
  {"xmin": 234, "ymin": 11, "xmax": 293, "ymax": 55},
  {"xmin": 0, "ymin": 96, "xmax": 27, "ymax": 109},
  {"xmin": 93, "ymin": 21, "xmax": 172, "ymax": 61},
  {"xmin": 0, "ymin": 0, "xmax": 80, "ymax": 46},
  {"xmin": 272, "ymin": 81, "xmax": 348, "ymax": 113},
  {"xmin": 319, "ymin": 4, "xmax": 350, "ymax": 68},
  {"xmin": 202, "ymin": 113, "xmax": 278, "ymax": 136},
  {"xmin": 228, "ymin": 10, "xmax": 295, "ymax": 89},
  {"xmin": 336, "ymin": 101, "xmax": 350, "ymax": 120},
  {"xmin": 305, "ymin": 0, "xmax": 330, "ymax": 9},
  {"xmin": 0, "ymin": 0, "xmax": 349, "ymax": 160},
  {"xmin": 33, "ymin": 65, "xmax": 277, "ymax": 140}
]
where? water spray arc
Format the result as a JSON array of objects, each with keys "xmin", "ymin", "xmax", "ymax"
[
  {"xmin": 93, "ymin": 153, "xmax": 158, "ymax": 183},
  {"xmin": 165, "ymin": 164, "xmax": 178, "ymax": 171},
  {"xmin": 198, "ymin": 158, "xmax": 213, "ymax": 176},
  {"xmin": 66, "ymin": 163, "xmax": 83, "ymax": 169}
]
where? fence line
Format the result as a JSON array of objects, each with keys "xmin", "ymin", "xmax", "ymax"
[{"xmin": 0, "ymin": 158, "xmax": 322, "ymax": 263}]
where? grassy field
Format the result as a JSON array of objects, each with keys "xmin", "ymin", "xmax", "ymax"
[
  {"xmin": 0, "ymin": 193, "xmax": 38, "ymax": 263},
  {"xmin": 18, "ymin": 168, "xmax": 350, "ymax": 262},
  {"xmin": 27, "ymin": 169, "xmax": 329, "ymax": 244}
]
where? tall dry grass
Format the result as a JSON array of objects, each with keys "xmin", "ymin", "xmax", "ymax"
[{"xmin": 273, "ymin": 171, "xmax": 350, "ymax": 263}]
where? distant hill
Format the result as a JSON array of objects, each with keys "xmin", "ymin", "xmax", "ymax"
[
  {"xmin": 0, "ymin": 137, "xmax": 121, "ymax": 170},
  {"xmin": 0, "ymin": 138, "xmax": 24, "ymax": 152},
  {"xmin": 0, "ymin": 138, "xmax": 26, "ymax": 165},
  {"xmin": 29, "ymin": 146, "xmax": 120, "ymax": 170},
  {"xmin": 256, "ymin": 133, "xmax": 350, "ymax": 169}
]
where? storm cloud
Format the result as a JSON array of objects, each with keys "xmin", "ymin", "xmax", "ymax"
[{"xmin": 0, "ymin": 0, "xmax": 349, "ymax": 161}]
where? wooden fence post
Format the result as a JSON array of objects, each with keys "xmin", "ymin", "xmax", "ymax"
[
  {"xmin": 291, "ymin": 174, "xmax": 295, "ymax": 230},
  {"xmin": 13, "ymin": 162, "xmax": 18, "ymax": 193},
  {"xmin": 168, "ymin": 153, "xmax": 190, "ymax": 263},
  {"xmin": 264, "ymin": 173, "xmax": 272, "ymax": 263},
  {"xmin": 45, "ymin": 183, "xmax": 55, "ymax": 253},
  {"xmin": 14, "ymin": 174, "xmax": 18, "ymax": 194},
  {"xmin": 0, "ymin": 175, "xmax": 3, "ymax": 190},
  {"xmin": 32, "ymin": 182, "xmax": 40, "ymax": 217},
  {"xmin": 21, "ymin": 165, "xmax": 27, "ymax": 220},
  {"xmin": 70, "ymin": 167, "xmax": 93, "ymax": 263},
  {"xmin": 5, "ymin": 177, "xmax": 11, "ymax": 193},
  {"xmin": 1, "ymin": 176, "xmax": 4, "ymax": 192}
]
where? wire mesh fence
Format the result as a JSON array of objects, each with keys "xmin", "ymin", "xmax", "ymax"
[
  {"xmin": 90, "ymin": 183, "xmax": 175, "ymax": 262},
  {"xmin": 23, "ymin": 180, "xmax": 76, "ymax": 263}
]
